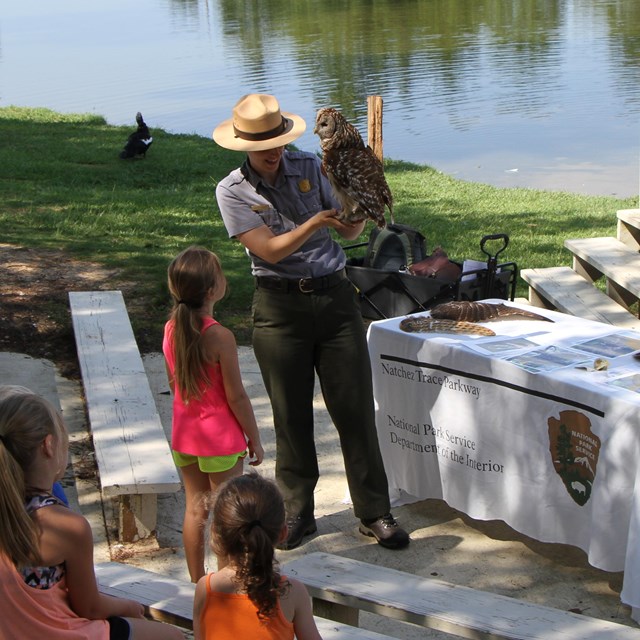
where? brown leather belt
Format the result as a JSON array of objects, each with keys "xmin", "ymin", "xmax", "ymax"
[{"xmin": 255, "ymin": 269, "xmax": 347, "ymax": 294}]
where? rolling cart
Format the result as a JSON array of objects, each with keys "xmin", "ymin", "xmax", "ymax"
[{"xmin": 345, "ymin": 232, "xmax": 517, "ymax": 320}]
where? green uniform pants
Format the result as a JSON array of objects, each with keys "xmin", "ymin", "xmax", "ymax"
[{"xmin": 252, "ymin": 278, "xmax": 391, "ymax": 522}]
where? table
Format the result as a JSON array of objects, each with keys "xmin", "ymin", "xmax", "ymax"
[{"xmin": 367, "ymin": 299, "xmax": 640, "ymax": 616}]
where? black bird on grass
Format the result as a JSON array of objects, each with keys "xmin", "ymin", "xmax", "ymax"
[{"xmin": 119, "ymin": 112, "xmax": 153, "ymax": 159}]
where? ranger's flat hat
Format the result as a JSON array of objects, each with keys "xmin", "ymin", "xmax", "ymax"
[{"xmin": 213, "ymin": 94, "xmax": 306, "ymax": 151}]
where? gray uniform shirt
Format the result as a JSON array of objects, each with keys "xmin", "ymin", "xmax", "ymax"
[{"xmin": 215, "ymin": 150, "xmax": 345, "ymax": 278}]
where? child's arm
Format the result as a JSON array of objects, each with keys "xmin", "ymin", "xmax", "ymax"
[
  {"xmin": 165, "ymin": 360, "xmax": 175, "ymax": 394},
  {"xmin": 207, "ymin": 325, "xmax": 264, "ymax": 465},
  {"xmin": 36, "ymin": 505, "xmax": 145, "ymax": 620},
  {"xmin": 192, "ymin": 575, "xmax": 207, "ymax": 640},
  {"xmin": 289, "ymin": 578, "xmax": 323, "ymax": 640}
]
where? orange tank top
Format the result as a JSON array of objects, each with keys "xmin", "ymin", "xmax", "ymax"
[{"xmin": 199, "ymin": 573, "xmax": 294, "ymax": 640}]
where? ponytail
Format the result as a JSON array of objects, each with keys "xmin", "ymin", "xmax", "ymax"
[
  {"xmin": 171, "ymin": 301, "xmax": 208, "ymax": 401},
  {"xmin": 210, "ymin": 473, "xmax": 287, "ymax": 620}
]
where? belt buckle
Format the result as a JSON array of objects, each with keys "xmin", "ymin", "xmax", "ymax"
[{"xmin": 299, "ymin": 278, "xmax": 314, "ymax": 293}]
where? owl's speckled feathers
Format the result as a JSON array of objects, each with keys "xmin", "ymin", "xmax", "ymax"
[{"xmin": 314, "ymin": 107, "xmax": 393, "ymax": 228}]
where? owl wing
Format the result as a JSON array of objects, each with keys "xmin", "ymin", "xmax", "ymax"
[{"xmin": 325, "ymin": 147, "xmax": 393, "ymax": 228}]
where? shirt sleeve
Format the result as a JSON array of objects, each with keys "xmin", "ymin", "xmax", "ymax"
[{"xmin": 215, "ymin": 170, "xmax": 271, "ymax": 239}]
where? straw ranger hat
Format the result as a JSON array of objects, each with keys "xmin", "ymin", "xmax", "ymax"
[{"xmin": 213, "ymin": 94, "xmax": 306, "ymax": 152}]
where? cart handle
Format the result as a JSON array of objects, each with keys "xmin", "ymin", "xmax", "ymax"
[
  {"xmin": 480, "ymin": 234, "xmax": 509, "ymax": 260},
  {"xmin": 343, "ymin": 241, "xmax": 369, "ymax": 251}
]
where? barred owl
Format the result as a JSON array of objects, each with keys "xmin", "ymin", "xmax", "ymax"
[{"xmin": 314, "ymin": 107, "xmax": 393, "ymax": 229}]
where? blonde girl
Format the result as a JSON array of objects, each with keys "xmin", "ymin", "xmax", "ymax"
[
  {"xmin": 193, "ymin": 473, "xmax": 321, "ymax": 640},
  {"xmin": 0, "ymin": 384, "xmax": 183, "ymax": 640},
  {"xmin": 163, "ymin": 246, "xmax": 264, "ymax": 582}
]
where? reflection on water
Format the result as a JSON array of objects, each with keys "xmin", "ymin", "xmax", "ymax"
[{"xmin": 0, "ymin": 0, "xmax": 638, "ymax": 196}]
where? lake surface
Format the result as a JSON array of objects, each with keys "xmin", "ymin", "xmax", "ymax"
[{"xmin": 1, "ymin": 0, "xmax": 639, "ymax": 197}]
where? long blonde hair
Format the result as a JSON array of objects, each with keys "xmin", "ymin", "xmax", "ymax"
[
  {"xmin": 0, "ymin": 385, "xmax": 67, "ymax": 567},
  {"xmin": 167, "ymin": 246, "xmax": 227, "ymax": 401}
]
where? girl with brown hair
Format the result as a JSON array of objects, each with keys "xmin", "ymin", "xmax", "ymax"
[
  {"xmin": 193, "ymin": 473, "xmax": 321, "ymax": 639},
  {"xmin": 163, "ymin": 245, "xmax": 264, "ymax": 582}
]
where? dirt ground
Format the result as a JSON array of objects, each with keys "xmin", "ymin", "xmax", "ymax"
[{"xmin": 0, "ymin": 243, "xmax": 130, "ymax": 378}]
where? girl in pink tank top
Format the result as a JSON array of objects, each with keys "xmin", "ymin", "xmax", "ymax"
[{"xmin": 163, "ymin": 246, "xmax": 264, "ymax": 582}]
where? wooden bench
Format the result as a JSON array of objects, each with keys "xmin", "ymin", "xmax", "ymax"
[
  {"xmin": 520, "ymin": 266, "xmax": 640, "ymax": 330},
  {"xmin": 564, "ymin": 236, "xmax": 640, "ymax": 310},
  {"xmin": 69, "ymin": 290, "xmax": 181, "ymax": 543},
  {"xmin": 95, "ymin": 561, "xmax": 394, "ymax": 639},
  {"xmin": 284, "ymin": 552, "xmax": 640, "ymax": 640}
]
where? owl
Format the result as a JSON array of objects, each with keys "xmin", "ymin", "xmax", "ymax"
[{"xmin": 314, "ymin": 107, "xmax": 394, "ymax": 229}]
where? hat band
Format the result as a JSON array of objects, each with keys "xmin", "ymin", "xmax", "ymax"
[{"xmin": 233, "ymin": 116, "xmax": 289, "ymax": 142}]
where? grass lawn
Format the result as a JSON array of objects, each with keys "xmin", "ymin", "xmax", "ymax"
[{"xmin": 1, "ymin": 106, "xmax": 636, "ymax": 350}]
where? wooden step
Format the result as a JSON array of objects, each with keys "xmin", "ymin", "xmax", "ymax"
[
  {"xmin": 617, "ymin": 209, "xmax": 640, "ymax": 249},
  {"xmin": 520, "ymin": 266, "xmax": 640, "ymax": 330},
  {"xmin": 564, "ymin": 236, "xmax": 640, "ymax": 309}
]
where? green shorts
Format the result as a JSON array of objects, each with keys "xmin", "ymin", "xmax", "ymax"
[{"xmin": 172, "ymin": 449, "xmax": 246, "ymax": 473}]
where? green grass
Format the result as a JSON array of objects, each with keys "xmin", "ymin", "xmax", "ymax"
[{"xmin": 1, "ymin": 106, "xmax": 636, "ymax": 349}]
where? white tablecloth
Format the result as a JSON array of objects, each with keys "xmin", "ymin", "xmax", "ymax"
[{"xmin": 367, "ymin": 300, "xmax": 640, "ymax": 613}]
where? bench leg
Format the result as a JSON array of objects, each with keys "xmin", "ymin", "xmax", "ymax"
[
  {"xmin": 572, "ymin": 255, "xmax": 602, "ymax": 285},
  {"xmin": 313, "ymin": 598, "xmax": 359, "ymax": 627},
  {"xmin": 606, "ymin": 279, "xmax": 638, "ymax": 312},
  {"xmin": 120, "ymin": 495, "xmax": 157, "ymax": 542},
  {"xmin": 527, "ymin": 287, "xmax": 553, "ymax": 310},
  {"xmin": 617, "ymin": 218, "xmax": 640, "ymax": 250}
]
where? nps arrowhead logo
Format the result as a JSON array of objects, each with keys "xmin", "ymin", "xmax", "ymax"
[{"xmin": 548, "ymin": 410, "xmax": 600, "ymax": 506}]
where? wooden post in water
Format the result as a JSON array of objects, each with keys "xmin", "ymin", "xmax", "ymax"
[{"xmin": 367, "ymin": 95, "xmax": 384, "ymax": 164}]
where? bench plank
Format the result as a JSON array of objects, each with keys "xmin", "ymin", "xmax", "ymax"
[
  {"xmin": 69, "ymin": 291, "xmax": 180, "ymax": 496},
  {"xmin": 520, "ymin": 267, "xmax": 640, "ymax": 330},
  {"xmin": 284, "ymin": 552, "xmax": 640, "ymax": 640},
  {"xmin": 95, "ymin": 562, "xmax": 393, "ymax": 639},
  {"xmin": 96, "ymin": 561, "xmax": 195, "ymax": 629},
  {"xmin": 564, "ymin": 237, "xmax": 640, "ymax": 308}
]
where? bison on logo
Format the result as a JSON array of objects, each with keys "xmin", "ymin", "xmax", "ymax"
[{"xmin": 548, "ymin": 410, "xmax": 600, "ymax": 506}]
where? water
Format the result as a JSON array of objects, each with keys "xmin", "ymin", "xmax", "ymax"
[{"xmin": 1, "ymin": 0, "xmax": 639, "ymax": 197}]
